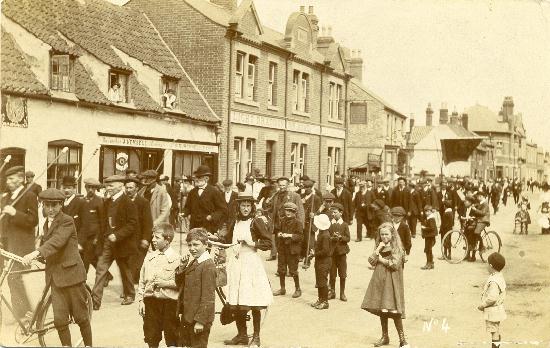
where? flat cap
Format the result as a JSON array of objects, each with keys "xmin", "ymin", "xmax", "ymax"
[
  {"xmin": 372, "ymin": 199, "xmax": 386, "ymax": 209},
  {"xmin": 330, "ymin": 203, "xmax": 344, "ymax": 212},
  {"xmin": 25, "ymin": 170, "xmax": 35, "ymax": 177},
  {"xmin": 222, "ymin": 179, "xmax": 233, "ymax": 187},
  {"xmin": 5, "ymin": 166, "xmax": 24, "ymax": 177},
  {"xmin": 283, "ymin": 202, "xmax": 298, "ymax": 211},
  {"xmin": 322, "ymin": 192, "xmax": 336, "ymax": 200},
  {"xmin": 62, "ymin": 175, "xmax": 77, "ymax": 186},
  {"xmin": 83, "ymin": 178, "xmax": 102, "ymax": 187},
  {"xmin": 125, "ymin": 177, "xmax": 141, "ymax": 185},
  {"xmin": 104, "ymin": 174, "xmax": 126, "ymax": 183},
  {"xmin": 303, "ymin": 180, "xmax": 314, "ymax": 188},
  {"xmin": 390, "ymin": 206, "xmax": 406, "ymax": 216},
  {"xmin": 141, "ymin": 170, "xmax": 158, "ymax": 178},
  {"xmin": 38, "ymin": 188, "xmax": 65, "ymax": 201}
]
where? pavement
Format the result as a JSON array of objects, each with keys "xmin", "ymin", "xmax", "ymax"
[{"xmin": 1, "ymin": 192, "xmax": 549, "ymax": 347}]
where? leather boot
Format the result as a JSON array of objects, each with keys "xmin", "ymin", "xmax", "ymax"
[
  {"xmin": 373, "ymin": 334, "xmax": 389, "ymax": 347},
  {"xmin": 248, "ymin": 334, "xmax": 260, "ymax": 347},
  {"xmin": 339, "ymin": 278, "xmax": 347, "ymax": 302},
  {"xmin": 224, "ymin": 317, "xmax": 248, "ymax": 345}
]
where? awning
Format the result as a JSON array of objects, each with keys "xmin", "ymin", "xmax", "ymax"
[{"xmin": 440, "ymin": 138, "xmax": 483, "ymax": 163}]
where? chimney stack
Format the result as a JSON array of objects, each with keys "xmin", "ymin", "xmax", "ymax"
[
  {"xmin": 317, "ymin": 25, "xmax": 335, "ymax": 48},
  {"xmin": 450, "ymin": 106, "xmax": 459, "ymax": 125},
  {"xmin": 210, "ymin": 0, "xmax": 237, "ymax": 12},
  {"xmin": 426, "ymin": 103, "xmax": 433, "ymax": 126},
  {"xmin": 307, "ymin": 6, "xmax": 319, "ymax": 48},
  {"xmin": 348, "ymin": 49, "xmax": 364, "ymax": 82},
  {"xmin": 461, "ymin": 113, "xmax": 469, "ymax": 130},
  {"xmin": 502, "ymin": 96, "xmax": 514, "ymax": 125},
  {"xmin": 409, "ymin": 113, "xmax": 415, "ymax": 133},
  {"xmin": 439, "ymin": 102, "xmax": 449, "ymax": 124}
]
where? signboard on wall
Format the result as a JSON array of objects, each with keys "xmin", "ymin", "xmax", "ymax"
[
  {"xmin": 1, "ymin": 95, "xmax": 28, "ymax": 128},
  {"xmin": 99, "ymin": 134, "xmax": 219, "ymax": 153}
]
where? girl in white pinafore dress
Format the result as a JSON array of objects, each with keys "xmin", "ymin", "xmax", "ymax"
[{"xmin": 222, "ymin": 193, "xmax": 273, "ymax": 348}]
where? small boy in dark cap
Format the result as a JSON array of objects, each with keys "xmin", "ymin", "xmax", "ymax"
[
  {"xmin": 328, "ymin": 203, "xmax": 350, "ymax": 301},
  {"xmin": 273, "ymin": 202, "xmax": 303, "ymax": 298},
  {"xmin": 390, "ymin": 206, "xmax": 412, "ymax": 258},
  {"xmin": 478, "ymin": 252, "xmax": 506, "ymax": 348},
  {"xmin": 439, "ymin": 200, "xmax": 455, "ymax": 260},
  {"xmin": 420, "ymin": 205, "xmax": 437, "ymax": 270}
]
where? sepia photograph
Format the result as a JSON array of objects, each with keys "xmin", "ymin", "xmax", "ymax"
[{"xmin": 0, "ymin": 0, "xmax": 549, "ymax": 347}]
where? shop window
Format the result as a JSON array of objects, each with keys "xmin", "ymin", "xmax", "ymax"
[
  {"xmin": 161, "ymin": 77, "xmax": 179, "ymax": 109},
  {"xmin": 101, "ymin": 147, "xmax": 162, "ymax": 180},
  {"xmin": 47, "ymin": 140, "xmax": 82, "ymax": 189},
  {"xmin": 265, "ymin": 141, "xmax": 274, "ymax": 178},
  {"xmin": 108, "ymin": 71, "xmax": 129, "ymax": 103},
  {"xmin": 51, "ymin": 54, "xmax": 74, "ymax": 92},
  {"xmin": 173, "ymin": 151, "xmax": 203, "ymax": 180},
  {"xmin": 268, "ymin": 62, "xmax": 278, "ymax": 106},
  {"xmin": 350, "ymin": 103, "xmax": 367, "ymax": 124},
  {"xmin": 233, "ymin": 138, "xmax": 242, "ymax": 183}
]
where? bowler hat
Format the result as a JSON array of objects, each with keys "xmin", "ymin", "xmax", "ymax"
[
  {"xmin": 222, "ymin": 179, "xmax": 233, "ymax": 187},
  {"xmin": 303, "ymin": 180, "xmax": 314, "ymax": 188},
  {"xmin": 141, "ymin": 170, "xmax": 158, "ymax": 179},
  {"xmin": 62, "ymin": 175, "xmax": 77, "ymax": 186},
  {"xmin": 193, "ymin": 165, "xmax": 212, "ymax": 177},
  {"xmin": 313, "ymin": 214, "xmax": 331, "ymax": 230},
  {"xmin": 104, "ymin": 174, "xmax": 126, "ymax": 183},
  {"xmin": 330, "ymin": 203, "xmax": 344, "ymax": 212},
  {"xmin": 83, "ymin": 178, "xmax": 102, "ymax": 187},
  {"xmin": 39, "ymin": 188, "xmax": 65, "ymax": 201},
  {"xmin": 390, "ymin": 206, "xmax": 406, "ymax": 217},
  {"xmin": 283, "ymin": 202, "xmax": 298, "ymax": 211},
  {"xmin": 5, "ymin": 166, "xmax": 24, "ymax": 177}
]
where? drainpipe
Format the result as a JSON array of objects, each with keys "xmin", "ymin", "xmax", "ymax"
[{"xmin": 227, "ymin": 29, "xmax": 237, "ymax": 180}]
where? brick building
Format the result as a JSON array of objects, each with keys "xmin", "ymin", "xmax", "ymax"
[
  {"xmin": 347, "ymin": 77, "xmax": 408, "ymax": 180},
  {"xmin": 0, "ymin": 0, "xmax": 220, "ymax": 190},
  {"xmin": 127, "ymin": 0, "xmax": 350, "ymax": 188}
]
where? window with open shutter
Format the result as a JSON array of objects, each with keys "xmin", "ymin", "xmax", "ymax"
[{"xmin": 235, "ymin": 52, "xmax": 245, "ymax": 98}]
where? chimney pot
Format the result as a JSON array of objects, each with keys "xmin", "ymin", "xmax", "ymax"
[{"xmin": 308, "ymin": 5, "xmax": 314, "ymax": 14}]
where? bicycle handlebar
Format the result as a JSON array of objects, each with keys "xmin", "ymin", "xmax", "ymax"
[
  {"xmin": 0, "ymin": 248, "xmax": 24, "ymax": 263},
  {"xmin": 207, "ymin": 239, "xmax": 239, "ymax": 249}
]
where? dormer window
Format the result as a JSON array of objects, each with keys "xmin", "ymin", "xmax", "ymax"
[
  {"xmin": 108, "ymin": 71, "xmax": 129, "ymax": 103},
  {"xmin": 161, "ymin": 78, "xmax": 179, "ymax": 109},
  {"xmin": 50, "ymin": 54, "xmax": 74, "ymax": 92}
]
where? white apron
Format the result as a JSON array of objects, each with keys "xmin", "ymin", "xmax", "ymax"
[{"xmin": 226, "ymin": 219, "xmax": 273, "ymax": 307}]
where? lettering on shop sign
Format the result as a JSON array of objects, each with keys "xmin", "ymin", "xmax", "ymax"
[
  {"xmin": 1, "ymin": 95, "xmax": 28, "ymax": 128},
  {"xmin": 286, "ymin": 120, "xmax": 321, "ymax": 135},
  {"xmin": 230, "ymin": 111, "xmax": 285, "ymax": 130},
  {"xmin": 321, "ymin": 126, "xmax": 346, "ymax": 139},
  {"xmin": 100, "ymin": 135, "xmax": 218, "ymax": 153}
]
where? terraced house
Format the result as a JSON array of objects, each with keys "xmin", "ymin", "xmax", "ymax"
[
  {"xmin": 128, "ymin": 0, "xmax": 351, "ymax": 187},
  {"xmin": 0, "ymin": 0, "xmax": 221, "ymax": 189}
]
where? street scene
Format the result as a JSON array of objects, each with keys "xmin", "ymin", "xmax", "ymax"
[{"xmin": 1, "ymin": 0, "xmax": 550, "ymax": 347}]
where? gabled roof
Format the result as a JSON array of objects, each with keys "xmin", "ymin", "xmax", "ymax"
[
  {"xmin": 349, "ymin": 78, "xmax": 406, "ymax": 118},
  {"xmin": 1, "ymin": 30, "xmax": 49, "ymax": 96},
  {"xmin": 408, "ymin": 124, "xmax": 483, "ymax": 146},
  {"xmin": 2, "ymin": 0, "xmax": 220, "ymax": 123}
]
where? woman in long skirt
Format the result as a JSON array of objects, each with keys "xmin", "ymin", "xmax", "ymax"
[
  {"xmin": 361, "ymin": 222, "xmax": 410, "ymax": 348},
  {"xmin": 222, "ymin": 193, "xmax": 273, "ymax": 347}
]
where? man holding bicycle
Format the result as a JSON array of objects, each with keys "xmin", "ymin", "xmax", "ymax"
[
  {"xmin": 470, "ymin": 191, "xmax": 490, "ymax": 261},
  {"xmin": 22, "ymin": 188, "xmax": 92, "ymax": 347}
]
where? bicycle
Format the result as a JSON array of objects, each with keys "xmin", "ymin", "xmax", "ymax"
[
  {"xmin": 0, "ymin": 248, "xmax": 93, "ymax": 347},
  {"xmin": 441, "ymin": 217, "xmax": 502, "ymax": 264}
]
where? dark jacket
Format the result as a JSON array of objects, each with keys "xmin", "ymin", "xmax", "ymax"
[
  {"xmin": 391, "ymin": 186, "xmax": 410, "ymax": 212},
  {"xmin": 277, "ymin": 216, "xmax": 303, "ymax": 255},
  {"xmin": 0, "ymin": 188, "xmax": 38, "ymax": 256},
  {"xmin": 421, "ymin": 214, "xmax": 438, "ymax": 238},
  {"xmin": 314, "ymin": 230, "xmax": 332, "ymax": 259},
  {"xmin": 62, "ymin": 196, "xmax": 86, "ymax": 234},
  {"xmin": 302, "ymin": 193, "xmax": 322, "ymax": 233},
  {"xmin": 354, "ymin": 189, "xmax": 376, "ymax": 220},
  {"xmin": 132, "ymin": 195, "xmax": 153, "ymax": 244},
  {"xmin": 409, "ymin": 189, "xmax": 423, "ymax": 217},
  {"xmin": 471, "ymin": 201, "xmax": 490, "ymax": 225},
  {"xmin": 437, "ymin": 189, "xmax": 456, "ymax": 215},
  {"xmin": 102, "ymin": 193, "xmax": 138, "ymax": 258},
  {"xmin": 375, "ymin": 188, "xmax": 390, "ymax": 206},
  {"xmin": 223, "ymin": 191, "xmax": 239, "ymax": 226},
  {"xmin": 331, "ymin": 187, "xmax": 354, "ymax": 224},
  {"xmin": 271, "ymin": 190, "xmax": 305, "ymax": 230},
  {"xmin": 38, "ymin": 212, "xmax": 87, "ymax": 288},
  {"xmin": 79, "ymin": 195, "xmax": 106, "ymax": 245},
  {"xmin": 184, "ymin": 185, "xmax": 227, "ymax": 233},
  {"xmin": 26, "ymin": 182, "xmax": 42, "ymax": 197},
  {"xmin": 439, "ymin": 208, "xmax": 454, "ymax": 236},
  {"xmin": 223, "ymin": 216, "xmax": 272, "ymax": 251},
  {"xmin": 329, "ymin": 220, "xmax": 350, "ymax": 255},
  {"xmin": 421, "ymin": 188, "xmax": 439, "ymax": 211},
  {"xmin": 395, "ymin": 222, "xmax": 412, "ymax": 255},
  {"xmin": 175, "ymin": 256, "xmax": 216, "ymax": 326}
]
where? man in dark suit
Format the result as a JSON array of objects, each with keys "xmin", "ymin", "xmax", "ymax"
[
  {"xmin": 437, "ymin": 180, "xmax": 456, "ymax": 218},
  {"xmin": 354, "ymin": 179, "xmax": 376, "ymax": 241},
  {"xmin": 301, "ymin": 180, "xmax": 322, "ymax": 267},
  {"xmin": 390, "ymin": 177, "xmax": 410, "ymax": 212},
  {"xmin": 375, "ymin": 180, "xmax": 390, "ymax": 206},
  {"xmin": 408, "ymin": 181, "xmax": 423, "ymax": 238},
  {"xmin": 421, "ymin": 179, "xmax": 439, "ymax": 217},
  {"xmin": 25, "ymin": 170, "xmax": 42, "ymax": 196},
  {"xmin": 22, "ymin": 188, "xmax": 92, "ymax": 347},
  {"xmin": 331, "ymin": 177, "xmax": 353, "ymax": 225},
  {"xmin": 0, "ymin": 166, "xmax": 38, "ymax": 321},
  {"xmin": 125, "ymin": 177, "xmax": 153, "ymax": 284},
  {"xmin": 183, "ymin": 165, "xmax": 227, "ymax": 234},
  {"xmin": 92, "ymin": 175, "xmax": 138, "ymax": 309},
  {"xmin": 61, "ymin": 175, "xmax": 85, "ymax": 234},
  {"xmin": 221, "ymin": 179, "xmax": 238, "ymax": 229}
]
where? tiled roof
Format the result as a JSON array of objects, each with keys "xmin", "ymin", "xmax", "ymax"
[
  {"xmin": 349, "ymin": 78, "xmax": 407, "ymax": 118},
  {"xmin": 3, "ymin": 0, "xmax": 182, "ymax": 78},
  {"xmin": 408, "ymin": 124, "xmax": 483, "ymax": 145},
  {"xmin": 74, "ymin": 60, "xmax": 111, "ymax": 105},
  {"xmin": 128, "ymin": 74, "xmax": 163, "ymax": 113},
  {"xmin": 464, "ymin": 104, "xmax": 510, "ymax": 133},
  {"xmin": 408, "ymin": 126, "xmax": 433, "ymax": 145},
  {"xmin": 1, "ymin": 30, "xmax": 49, "ymax": 96}
]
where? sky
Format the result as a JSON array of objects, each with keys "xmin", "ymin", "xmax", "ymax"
[{"xmin": 250, "ymin": 0, "xmax": 550, "ymax": 149}]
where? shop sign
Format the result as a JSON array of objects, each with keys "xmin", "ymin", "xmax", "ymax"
[
  {"xmin": 100, "ymin": 135, "xmax": 218, "ymax": 153},
  {"xmin": 321, "ymin": 126, "xmax": 346, "ymax": 139},
  {"xmin": 1, "ymin": 95, "xmax": 28, "ymax": 128},
  {"xmin": 115, "ymin": 152, "xmax": 129, "ymax": 171},
  {"xmin": 286, "ymin": 120, "xmax": 321, "ymax": 135},
  {"xmin": 230, "ymin": 111, "xmax": 285, "ymax": 130}
]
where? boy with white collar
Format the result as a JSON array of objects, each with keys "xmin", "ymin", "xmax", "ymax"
[
  {"xmin": 175, "ymin": 228, "xmax": 216, "ymax": 348},
  {"xmin": 478, "ymin": 252, "xmax": 506, "ymax": 348},
  {"xmin": 137, "ymin": 223, "xmax": 180, "ymax": 348},
  {"xmin": 328, "ymin": 203, "xmax": 350, "ymax": 301},
  {"xmin": 420, "ymin": 205, "xmax": 437, "ymax": 270}
]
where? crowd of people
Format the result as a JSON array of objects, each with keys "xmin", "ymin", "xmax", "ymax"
[{"xmin": 1, "ymin": 163, "xmax": 548, "ymax": 348}]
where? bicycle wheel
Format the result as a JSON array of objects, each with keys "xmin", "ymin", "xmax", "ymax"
[
  {"xmin": 441, "ymin": 230, "xmax": 468, "ymax": 264},
  {"xmin": 479, "ymin": 231, "xmax": 502, "ymax": 262},
  {"xmin": 37, "ymin": 285, "xmax": 93, "ymax": 347}
]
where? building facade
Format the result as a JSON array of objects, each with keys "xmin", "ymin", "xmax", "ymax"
[
  {"xmin": 128, "ymin": 0, "xmax": 350, "ymax": 187},
  {"xmin": 0, "ymin": 0, "xmax": 220, "ymax": 190}
]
